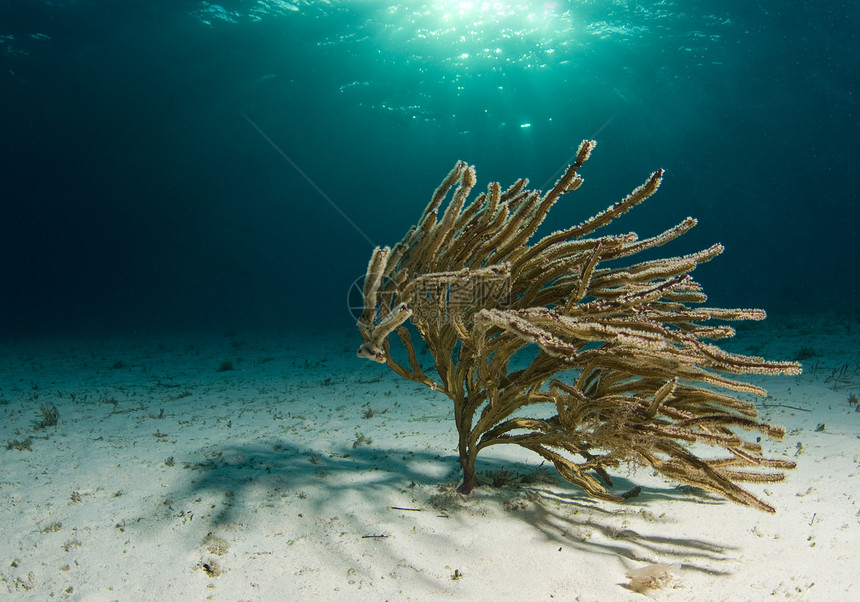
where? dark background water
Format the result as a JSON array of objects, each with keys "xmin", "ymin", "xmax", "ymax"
[{"xmin": 1, "ymin": 1, "xmax": 857, "ymax": 336}]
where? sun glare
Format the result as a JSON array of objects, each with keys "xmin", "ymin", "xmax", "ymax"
[
  {"xmin": 438, "ymin": 1, "xmax": 561, "ymax": 24},
  {"xmin": 386, "ymin": 0, "xmax": 570, "ymax": 72}
]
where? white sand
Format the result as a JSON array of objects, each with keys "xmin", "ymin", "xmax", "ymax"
[{"xmin": 1, "ymin": 315, "xmax": 857, "ymax": 600}]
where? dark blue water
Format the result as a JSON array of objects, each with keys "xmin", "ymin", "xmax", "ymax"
[{"xmin": 2, "ymin": 1, "xmax": 857, "ymax": 335}]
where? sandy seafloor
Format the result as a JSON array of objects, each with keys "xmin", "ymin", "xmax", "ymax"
[{"xmin": 1, "ymin": 314, "xmax": 857, "ymax": 601}]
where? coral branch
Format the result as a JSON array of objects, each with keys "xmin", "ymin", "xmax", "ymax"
[{"xmin": 357, "ymin": 140, "xmax": 801, "ymax": 512}]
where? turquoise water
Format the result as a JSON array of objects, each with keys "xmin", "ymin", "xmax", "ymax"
[{"xmin": 1, "ymin": 1, "xmax": 856, "ymax": 333}]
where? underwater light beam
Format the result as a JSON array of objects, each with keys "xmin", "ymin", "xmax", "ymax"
[{"xmin": 241, "ymin": 112, "xmax": 376, "ymax": 247}]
